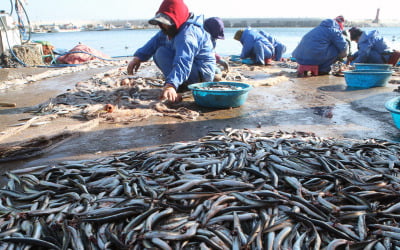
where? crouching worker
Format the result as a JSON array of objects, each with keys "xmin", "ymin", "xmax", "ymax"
[
  {"xmin": 292, "ymin": 17, "xmax": 348, "ymax": 75},
  {"xmin": 234, "ymin": 28, "xmax": 275, "ymax": 66},
  {"xmin": 347, "ymin": 27, "xmax": 398, "ymax": 65},
  {"xmin": 127, "ymin": 0, "xmax": 216, "ymax": 103}
]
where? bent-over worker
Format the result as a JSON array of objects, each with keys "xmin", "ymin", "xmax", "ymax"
[
  {"xmin": 234, "ymin": 28, "xmax": 275, "ymax": 65},
  {"xmin": 347, "ymin": 27, "xmax": 394, "ymax": 64},
  {"xmin": 259, "ymin": 31, "xmax": 287, "ymax": 61}
]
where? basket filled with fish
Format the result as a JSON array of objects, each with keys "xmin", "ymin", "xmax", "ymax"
[
  {"xmin": 343, "ymin": 69, "xmax": 393, "ymax": 88},
  {"xmin": 385, "ymin": 96, "xmax": 400, "ymax": 129},
  {"xmin": 354, "ymin": 63, "xmax": 392, "ymax": 71},
  {"xmin": 188, "ymin": 81, "xmax": 252, "ymax": 108}
]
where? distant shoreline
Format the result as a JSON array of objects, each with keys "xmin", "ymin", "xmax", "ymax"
[{"xmin": 31, "ymin": 18, "xmax": 400, "ymax": 29}]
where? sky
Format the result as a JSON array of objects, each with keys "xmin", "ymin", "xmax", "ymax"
[{"xmin": 2, "ymin": 0, "xmax": 399, "ymax": 23}]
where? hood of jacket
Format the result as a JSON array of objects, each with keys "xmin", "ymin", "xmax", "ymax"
[
  {"xmin": 204, "ymin": 17, "xmax": 225, "ymax": 40},
  {"xmin": 156, "ymin": 0, "xmax": 190, "ymax": 29},
  {"xmin": 319, "ymin": 19, "xmax": 341, "ymax": 30}
]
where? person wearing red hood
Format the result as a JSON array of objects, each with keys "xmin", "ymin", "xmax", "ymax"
[
  {"xmin": 127, "ymin": 0, "xmax": 216, "ymax": 102},
  {"xmin": 292, "ymin": 16, "xmax": 348, "ymax": 75},
  {"xmin": 335, "ymin": 16, "xmax": 345, "ymax": 31}
]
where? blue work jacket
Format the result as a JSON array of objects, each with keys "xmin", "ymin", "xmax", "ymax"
[
  {"xmin": 259, "ymin": 31, "xmax": 284, "ymax": 49},
  {"xmin": 353, "ymin": 30, "xmax": 391, "ymax": 63},
  {"xmin": 292, "ymin": 19, "xmax": 347, "ymax": 65},
  {"xmin": 239, "ymin": 29, "xmax": 274, "ymax": 59},
  {"xmin": 134, "ymin": 15, "xmax": 216, "ymax": 88}
]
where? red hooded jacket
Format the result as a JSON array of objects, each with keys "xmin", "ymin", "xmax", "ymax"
[
  {"xmin": 335, "ymin": 16, "xmax": 345, "ymax": 31},
  {"xmin": 156, "ymin": 0, "xmax": 189, "ymax": 29}
]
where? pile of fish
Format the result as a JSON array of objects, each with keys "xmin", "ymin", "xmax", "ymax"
[
  {"xmin": 28, "ymin": 64, "xmax": 200, "ymax": 122},
  {"xmin": 1, "ymin": 128, "xmax": 400, "ymax": 249},
  {"xmin": 193, "ymin": 84, "xmax": 244, "ymax": 91}
]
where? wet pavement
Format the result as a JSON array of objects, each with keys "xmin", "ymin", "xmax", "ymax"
[{"xmin": 1, "ymin": 64, "xmax": 400, "ymax": 175}]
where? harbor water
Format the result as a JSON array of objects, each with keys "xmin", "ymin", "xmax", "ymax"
[{"xmin": 31, "ymin": 27, "xmax": 400, "ymax": 59}]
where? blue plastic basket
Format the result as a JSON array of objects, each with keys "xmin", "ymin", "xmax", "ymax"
[
  {"xmin": 188, "ymin": 82, "xmax": 252, "ymax": 108},
  {"xmin": 229, "ymin": 55, "xmax": 254, "ymax": 65},
  {"xmin": 385, "ymin": 96, "xmax": 400, "ymax": 129},
  {"xmin": 230, "ymin": 55, "xmax": 241, "ymax": 62},
  {"xmin": 343, "ymin": 70, "xmax": 393, "ymax": 88},
  {"xmin": 354, "ymin": 63, "xmax": 392, "ymax": 71}
]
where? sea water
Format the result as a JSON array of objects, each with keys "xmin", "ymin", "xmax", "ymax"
[{"xmin": 31, "ymin": 27, "xmax": 400, "ymax": 59}]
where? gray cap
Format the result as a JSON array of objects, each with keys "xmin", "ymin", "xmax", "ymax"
[{"xmin": 149, "ymin": 13, "xmax": 173, "ymax": 26}]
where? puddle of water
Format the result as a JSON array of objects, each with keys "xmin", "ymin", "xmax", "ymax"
[
  {"xmin": 319, "ymin": 84, "xmax": 390, "ymax": 93},
  {"xmin": 249, "ymin": 73, "xmax": 272, "ymax": 80},
  {"xmin": 310, "ymin": 106, "xmax": 334, "ymax": 118},
  {"xmin": 318, "ymin": 84, "xmax": 347, "ymax": 92}
]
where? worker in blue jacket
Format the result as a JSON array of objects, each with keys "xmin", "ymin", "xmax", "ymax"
[
  {"xmin": 347, "ymin": 27, "xmax": 392, "ymax": 64},
  {"xmin": 292, "ymin": 18, "xmax": 348, "ymax": 75},
  {"xmin": 204, "ymin": 17, "xmax": 229, "ymax": 72},
  {"xmin": 127, "ymin": 0, "xmax": 216, "ymax": 103},
  {"xmin": 234, "ymin": 28, "xmax": 275, "ymax": 65},
  {"xmin": 259, "ymin": 30, "xmax": 287, "ymax": 61}
]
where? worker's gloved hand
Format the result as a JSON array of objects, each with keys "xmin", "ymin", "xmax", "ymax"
[
  {"xmin": 127, "ymin": 56, "xmax": 141, "ymax": 75},
  {"xmin": 160, "ymin": 84, "xmax": 182, "ymax": 103},
  {"xmin": 217, "ymin": 59, "xmax": 229, "ymax": 72}
]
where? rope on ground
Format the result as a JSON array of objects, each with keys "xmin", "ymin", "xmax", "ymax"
[{"xmin": 0, "ymin": 114, "xmax": 57, "ymax": 143}]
